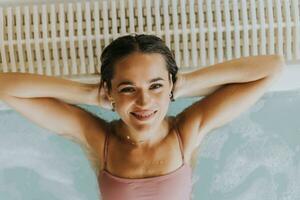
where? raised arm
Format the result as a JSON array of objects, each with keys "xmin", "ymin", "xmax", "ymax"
[
  {"xmin": 0, "ymin": 72, "xmax": 110, "ymax": 173},
  {"xmin": 0, "ymin": 72, "xmax": 99, "ymax": 105},
  {"xmin": 173, "ymin": 55, "xmax": 285, "ymax": 157},
  {"xmin": 173, "ymin": 55, "xmax": 284, "ymax": 100}
]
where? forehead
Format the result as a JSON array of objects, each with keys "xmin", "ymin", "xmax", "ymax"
[{"xmin": 112, "ymin": 52, "xmax": 168, "ymax": 81}]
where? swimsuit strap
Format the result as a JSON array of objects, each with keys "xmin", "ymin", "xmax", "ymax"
[
  {"xmin": 103, "ymin": 130, "xmax": 110, "ymax": 170},
  {"xmin": 173, "ymin": 119, "xmax": 185, "ymax": 163}
]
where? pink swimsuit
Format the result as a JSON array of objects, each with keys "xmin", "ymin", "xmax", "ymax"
[{"xmin": 98, "ymin": 123, "xmax": 193, "ymax": 200}]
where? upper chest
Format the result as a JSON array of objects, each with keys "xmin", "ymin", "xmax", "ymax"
[{"xmin": 104, "ymin": 128, "xmax": 186, "ymax": 179}]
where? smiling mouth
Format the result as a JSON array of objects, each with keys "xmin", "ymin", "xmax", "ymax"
[{"xmin": 130, "ymin": 110, "xmax": 158, "ymax": 120}]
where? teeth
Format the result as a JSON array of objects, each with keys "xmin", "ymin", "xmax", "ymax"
[
  {"xmin": 134, "ymin": 111, "xmax": 154, "ymax": 116},
  {"xmin": 135, "ymin": 113, "xmax": 152, "ymax": 117},
  {"xmin": 132, "ymin": 111, "xmax": 156, "ymax": 118}
]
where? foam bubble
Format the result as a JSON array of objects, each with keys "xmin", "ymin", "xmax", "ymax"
[
  {"xmin": 228, "ymin": 116, "xmax": 264, "ymax": 140},
  {"xmin": 248, "ymin": 99, "xmax": 266, "ymax": 113},
  {"xmin": 280, "ymin": 162, "xmax": 300, "ymax": 200},
  {"xmin": 199, "ymin": 130, "xmax": 229, "ymax": 160},
  {"xmin": 210, "ymin": 137, "xmax": 294, "ymax": 194},
  {"xmin": 229, "ymin": 178, "xmax": 276, "ymax": 200}
]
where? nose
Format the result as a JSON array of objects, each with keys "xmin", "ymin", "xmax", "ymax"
[{"xmin": 136, "ymin": 90, "xmax": 151, "ymax": 106}]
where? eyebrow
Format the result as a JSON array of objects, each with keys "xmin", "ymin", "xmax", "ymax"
[{"xmin": 117, "ymin": 77, "xmax": 165, "ymax": 88}]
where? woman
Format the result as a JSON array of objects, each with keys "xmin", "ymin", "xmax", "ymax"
[{"xmin": 0, "ymin": 34, "xmax": 284, "ymax": 200}]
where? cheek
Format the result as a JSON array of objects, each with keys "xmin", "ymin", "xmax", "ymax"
[
  {"xmin": 156, "ymin": 94, "xmax": 171, "ymax": 108},
  {"xmin": 159, "ymin": 91, "xmax": 171, "ymax": 102},
  {"xmin": 152, "ymin": 93, "xmax": 170, "ymax": 105},
  {"xmin": 115, "ymin": 98, "xmax": 131, "ymax": 109}
]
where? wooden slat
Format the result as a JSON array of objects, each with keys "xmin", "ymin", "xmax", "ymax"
[
  {"xmin": 15, "ymin": 6, "xmax": 26, "ymax": 72},
  {"xmin": 0, "ymin": 7, "xmax": 8, "ymax": 72}
]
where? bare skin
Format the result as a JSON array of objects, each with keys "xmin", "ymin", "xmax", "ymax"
[
  {"xmin": 105, "ymin": 52, "xmax": 175, "ymax": 148},
  {"xmin": 0, "ymin": 53, "xmax": 284, "ymax": 179},
  {"xmin": 88, "ymin": 52, "xmax": 190, "ymax": 178},
  {"xmin": 82, "ymin": 53, "xmax": 284, "ymax": 179},
  {"xmin": 103, "ymin": 117, "xmax": 183, "ymax": 179}
]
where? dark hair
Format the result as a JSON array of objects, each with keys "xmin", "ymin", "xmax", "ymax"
[{"xmin": 99, "ymin": 34, "xmax": 178, "ymax": 92}]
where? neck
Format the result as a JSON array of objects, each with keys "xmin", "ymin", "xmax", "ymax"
[{"xmin": 113, "ymin": 118, "xmax": 170, "ymax": 148}]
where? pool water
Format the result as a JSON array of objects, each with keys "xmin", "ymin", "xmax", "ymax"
[{"xmin": 0, "ymin": 89, "xmax": 300, "ymax": 200}]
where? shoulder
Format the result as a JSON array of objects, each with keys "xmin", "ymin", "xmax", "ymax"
[
  {"xmin": 173, "ymin": 104, "xmax": 205, "ymax": 160},
  {"xmin": 78, "ymin": 112, "xmax": 114, "ymax": 174}
]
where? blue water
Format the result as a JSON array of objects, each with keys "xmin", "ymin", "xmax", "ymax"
[{"xmin": 0, "ymin": 89, "xmax": 300, "ymax": 200}]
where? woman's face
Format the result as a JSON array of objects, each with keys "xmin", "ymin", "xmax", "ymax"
[{"xmin": 107, "ymin": 52, "xmax": 173, "ymax": 131}]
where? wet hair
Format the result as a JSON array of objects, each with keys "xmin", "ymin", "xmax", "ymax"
[{"xmin": 99, "ymin": 34, "xmax": 178, "ymax": 93}]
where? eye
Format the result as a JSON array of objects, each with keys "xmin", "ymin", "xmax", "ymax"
[
  {"xmin": 120, "ymin": 87, "xmax": 135, "ymax": 93},
  {"xmin": 120, "ymin": 84, "xmax": 163, "ymax": 93},
  {"xmin": 150, "ymin": 83, "xmax": 163, "ymax": 89}
]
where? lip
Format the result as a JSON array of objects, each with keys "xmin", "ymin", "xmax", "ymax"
[
  {"xmin": 131, "ymin": 110, "xmax": 156, "ymax": 115},
  {"xmin": 130, "ymin": 110, "xmax": 158, "ymax": 121}
]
